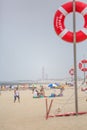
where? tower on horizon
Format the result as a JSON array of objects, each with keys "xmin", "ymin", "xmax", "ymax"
[{"xmin": 42, "ymin": 67, "xmax": 45, "ymax": 80}]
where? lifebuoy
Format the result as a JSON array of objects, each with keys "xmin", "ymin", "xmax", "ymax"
[
  {"xmin": 79, "ymin": 59, "xmax": 87, "ymax": 72},
  {"xmin": 54, "ymin": 1, "xmax": 87, "ymax": 43},
  {"xmin": 69, "ymin": 68, "xmax": 74, "ymax": 76},
  {"xmin": 81, "ymin": 87, "xmax": 87, "ymax": 91}
]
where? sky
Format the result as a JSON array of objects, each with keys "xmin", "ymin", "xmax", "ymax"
[{"xmin": 0, "ymin": 0, "xmax": 87, "ymax": 81}]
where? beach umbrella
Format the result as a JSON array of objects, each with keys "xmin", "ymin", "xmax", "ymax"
[
  {"xmin": 55, "ymin": 83, "xmax": 60, "ymax": 87},
  {"xmin": 48, "ymin": 83, "xmax": 57, "ymax": 88}
]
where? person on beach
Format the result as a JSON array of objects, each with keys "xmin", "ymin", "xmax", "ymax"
[
  {"xmin": 33, "ymin": 89, "xmax": 38, "ymax": 97},
  {"xmin": 33, "ymin": 87, "xmax": 45, "ymax": 98},
  {"xmin": 14, "ymin": 87, "xmax": 20, "ymax": 103},
  {"xmin": 57, "ymin": 85, "xmax": 64, "ymax": 96},
  {"xmin": 40, "ymin": 86, "xmax": 45, "ymax": 97},
  {"xmin": 0, "ymin": 86, "xmax": 1, "ymax": 95}
]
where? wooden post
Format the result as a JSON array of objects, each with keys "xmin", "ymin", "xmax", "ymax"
[{"xmin": 45, "ymin": 98, "xmax": 54, "ymax": 119}]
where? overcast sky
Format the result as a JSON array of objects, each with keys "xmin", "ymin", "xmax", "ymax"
[{"xmin": 0, "ymin": 0, "xmax": 87, "ymax": 81}]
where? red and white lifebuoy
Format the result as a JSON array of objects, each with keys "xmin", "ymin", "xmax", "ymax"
[
  {"xmin": 79, "ymin": 59, "xmax": 87, "ymax": 72},
  {"xmin": 69, "ymin": 68, "xmax": 74, "ymax": 76},
  {"xmin": 54, "ymin": 1, "xmax": 87, "ymax": 43}
]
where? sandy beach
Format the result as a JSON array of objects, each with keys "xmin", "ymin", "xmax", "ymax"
[{"xmin": 0, "ymin": 86, "xmax": 87, "ymax": 130}]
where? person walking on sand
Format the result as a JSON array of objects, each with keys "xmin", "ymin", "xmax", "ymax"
[{"xmin": 14, "ymin": 87, "xmax": 20, "ymax": 103}]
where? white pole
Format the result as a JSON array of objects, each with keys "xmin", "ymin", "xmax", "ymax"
[{"xmin": 73, "ymin": 0, "xmax": 78, "ymax": 115}]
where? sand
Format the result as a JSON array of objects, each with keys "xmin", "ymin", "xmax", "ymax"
[{"xmin": 0, "ymin": 86, "xmax": 87, "ymax": 130}]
